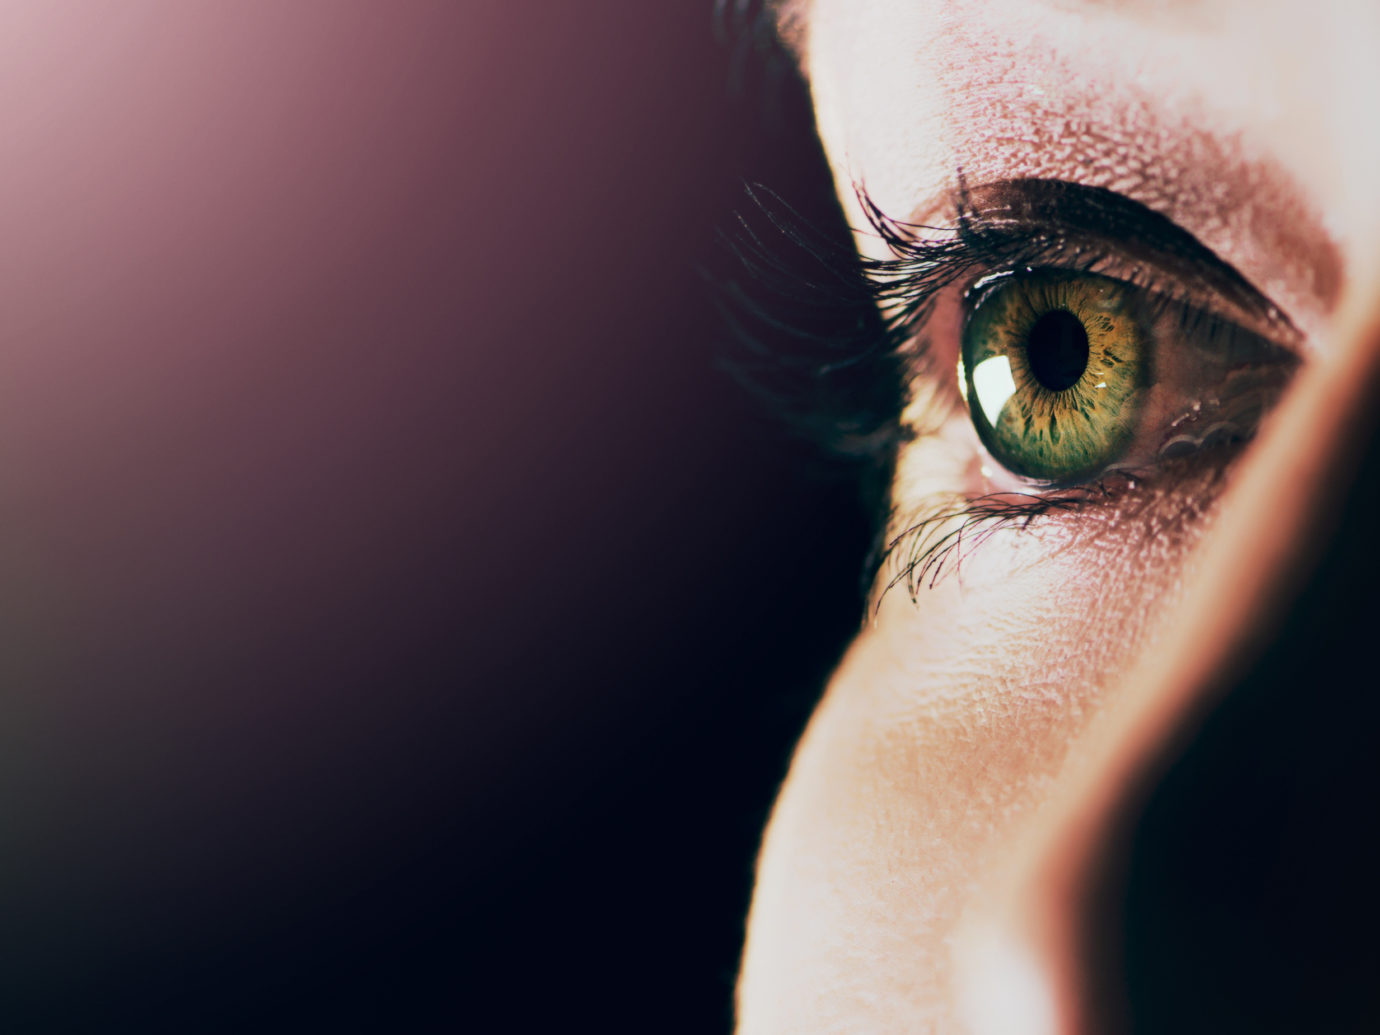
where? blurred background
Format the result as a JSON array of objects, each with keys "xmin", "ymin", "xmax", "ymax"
[{"xmin": 0, "ymin": 3, "xmax": 872, "ymax": 1029}]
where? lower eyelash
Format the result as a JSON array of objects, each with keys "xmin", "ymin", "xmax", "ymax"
[
  {"xmin": 875, "ymin": 450, "xmax": 1241, "ymax": 606},
  {"xmin": 873, "ymin": 480, "xmax": 1127, "ymax": 606},
  {"xmin": 720, "ymin": 178, "xmax": 1271, "ymax": 605},
  {"xmin": 874, "ymin": 496, "xmax": 1061, "ymax": 606}
]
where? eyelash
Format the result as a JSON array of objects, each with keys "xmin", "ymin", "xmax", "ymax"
[
  {"xmin": 853, "ymin": 178, "xmax": 1233, "ymax": 376},
  {"xmin": 720, "ymin": 178, "xmax": 1286, "ymax": 606},
  {"xmin": 854, "ymin": 182, "xmax": 1279, "ymax": 603}
]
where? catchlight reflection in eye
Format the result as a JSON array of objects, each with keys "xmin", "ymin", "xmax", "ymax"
[
  {"xmin": 972, "ymin": 355, "xmax": 1017, "ymax": 426},
  {"xmin": 961, "ymin": 270, "xmax": 1148, "ymax": 484}
]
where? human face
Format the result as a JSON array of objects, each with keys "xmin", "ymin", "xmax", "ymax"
[{"xmin": 738, "ymin": 2, "xmax": 1380, "ymax": 1031}]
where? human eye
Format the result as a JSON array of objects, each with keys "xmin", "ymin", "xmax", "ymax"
[{"xmin": 859, "ymin": 178, "xmax": 1303, "ymax": 597}]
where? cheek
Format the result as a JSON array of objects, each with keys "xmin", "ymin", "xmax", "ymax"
[
  {"xmin": 871, "ymin": 506, "xmax": 1183, "ymax": 717},
  {"xmin": 740, "ymin": 484, "xmax": 1216, "ymax": 1029}
]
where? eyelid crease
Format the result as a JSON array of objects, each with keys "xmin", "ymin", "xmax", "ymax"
[
  {"xmin": 860, "ymin": 176, "xmax": 1298, "ymax": 598},
  {"xmin": 854, "ymin": 176, "xmax": 1304, "ymax": 365}
]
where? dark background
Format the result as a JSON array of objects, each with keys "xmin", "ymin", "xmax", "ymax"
[{"xmin": 0, "ymin": 3, "xmax": 870, "ymax": 1030}]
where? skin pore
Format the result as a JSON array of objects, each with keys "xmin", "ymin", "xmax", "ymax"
[{"xmin": 737, "ymin": 2, "xmax": 1380, "ymax": 1032}]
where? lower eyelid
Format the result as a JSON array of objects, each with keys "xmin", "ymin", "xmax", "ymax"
[
  {"xmin": 872, "ymin": 220, "xmax": 1300, "ymax": 578},
  {"xmin": 876, "ymin": 453, "xmax": 1235, "ymax": 604},
  {"xmin": 886, "ymin": 320, "xmax": 1285, "ymax": 593}
]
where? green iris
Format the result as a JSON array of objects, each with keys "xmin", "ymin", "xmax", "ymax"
[{"xmin": 961, "ymin": 270, "xmax": 1149, "ymax": 483}]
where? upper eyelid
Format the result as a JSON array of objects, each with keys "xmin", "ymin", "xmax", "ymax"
[
  {"xmin": 868, "ymin": 179, "xmax": 1302, "ymax": 480},
  {"xmin": 856, "ymin": 177, "xmax": 1305, "ymax": 358},
  {"xmin": 848, "ymin": 181, "xmax": 1313, "ymax": 597}
]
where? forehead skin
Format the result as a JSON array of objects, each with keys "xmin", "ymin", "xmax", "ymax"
[{"xmin": 739, "ymin": 2, "xmax": 1380, "ymax": 1032}]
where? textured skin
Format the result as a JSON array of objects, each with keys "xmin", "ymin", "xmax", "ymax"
[{"xmin": 737, "ymin": 2, "xmax": 1380, "ymax": 1031}]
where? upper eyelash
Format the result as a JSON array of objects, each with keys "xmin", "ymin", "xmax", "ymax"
[
  {"xmin": 856, "ymin": 183, "xmax": 1153, "ymax": 592},
  {"xmin": 716, "ymin": 183, "xmax": 906, "ymax": 459},
  {"xmin": 853, "ymin": 178, "xmax": 1206, "ymax": 362},
  {"xmin": 857, "ymin": 175, "xmax": 1298, "ymax": 356},
  {"xmin": 856, "ymin": 181, "xmax": 1292, "ymax": 597},
  {"xmin": 718, "ymin": 177, "xmax": 1284, "ymax": 605},
  {"xmin": 715, "ymin": 175, "xmax": 1221, "ymax": 462}
]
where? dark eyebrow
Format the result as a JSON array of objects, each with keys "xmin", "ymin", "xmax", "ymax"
[{"xmin": 961, "ymin": 178, "xmax": 1298, "ymax": 341}]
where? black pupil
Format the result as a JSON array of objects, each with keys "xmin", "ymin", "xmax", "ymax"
[{"xmin": 1025, "ymin": 308, "xmax": 1089, "ymax": 392}]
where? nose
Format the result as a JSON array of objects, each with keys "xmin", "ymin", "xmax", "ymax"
[{"xmin": 956, "ymin": 281, "xmax": 1380, "ymax": 1033}]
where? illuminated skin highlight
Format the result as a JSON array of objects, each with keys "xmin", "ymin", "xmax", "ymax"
[{"xmin": 737, "ymin": 1, "xmax": 1380, "ymax": 1032}]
